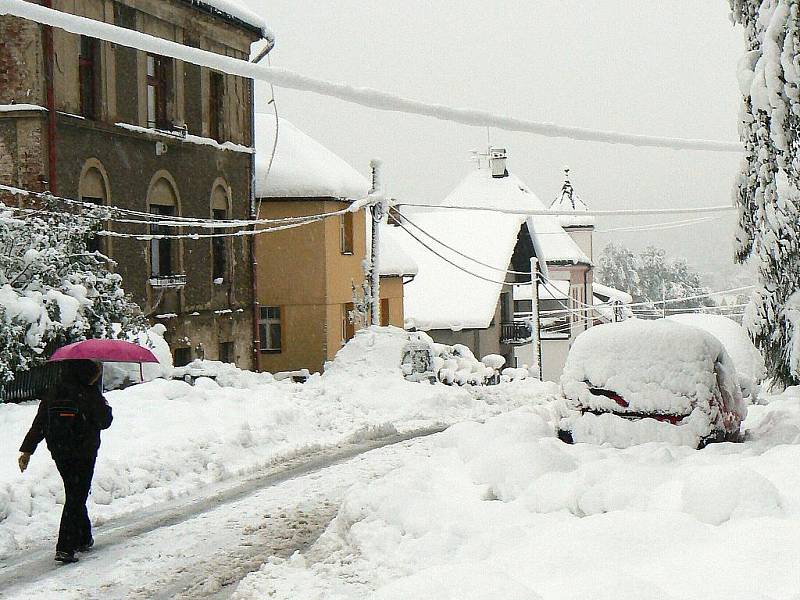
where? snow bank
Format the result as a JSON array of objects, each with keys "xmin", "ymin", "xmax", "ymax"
[
  {"xmin": 103, "ymin": 325, "xmax": 173, "ymax": 389},
  {"xmin": 0, "ymin": 330, "xmax": 554, "ymax": 558},
  {"xmin": 233, "ymin": 395, "xmax": 800, "ymax": 600},
  {"xmin": 666, "ymin": 314, "xmax": 765, "ymax": 402},
  {"xmin": 560, "ymin": 320, "xmax": 746, "ymax": 446}
]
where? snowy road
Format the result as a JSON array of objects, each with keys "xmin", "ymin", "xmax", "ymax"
[{"xmin": 0, "ymin": 427, "xmax": 445, "ymax": 599}]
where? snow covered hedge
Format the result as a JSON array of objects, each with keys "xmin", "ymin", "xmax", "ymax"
[{"xmin": 0, "ymin": 202, "xmax": 145, "ymax": 382}]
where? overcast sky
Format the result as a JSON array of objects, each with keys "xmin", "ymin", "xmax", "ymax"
[{"xmin": 240, "ymin": 0, "xmax": 747, "ymax": 285}]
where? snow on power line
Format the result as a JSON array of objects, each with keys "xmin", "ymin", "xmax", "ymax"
[{"xmin": 0, "ymin": 0, "xmax": 743, "ymax": 153}]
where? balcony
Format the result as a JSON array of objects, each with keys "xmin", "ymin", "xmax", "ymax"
[
  {"xmin": 500, "ymin": 321, "xmax": 532, "ymax": 345},
  {"xmin": 149, "ymin": 274, "xmax": 187, "ymax": 290}
]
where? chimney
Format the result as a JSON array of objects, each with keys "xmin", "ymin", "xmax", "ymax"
[{"xmin": 489, "ymin": 147, "xmax": 508, "ymax": 178}]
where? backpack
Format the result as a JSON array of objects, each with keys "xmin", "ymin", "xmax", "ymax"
[{"xmin": 45, "ymin": 397, "xmax": 89, "ymax": 451}]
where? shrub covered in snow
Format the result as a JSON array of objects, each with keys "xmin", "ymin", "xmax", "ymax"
[
  {"xmin": 0, "ymin": 202, "xmax": 145, "ymax": 381},
  {"xmin": 560, "ymin": 320, "xmax": 746, "ymax": 448},
  {"xmin": 327, "ymin": 327, "xmax": 525, "ymax": 387}
]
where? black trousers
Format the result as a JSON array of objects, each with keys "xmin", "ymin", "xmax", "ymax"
[{"xmin": 53, "ymin": 452, "xmax": 97, "ymax": 553}]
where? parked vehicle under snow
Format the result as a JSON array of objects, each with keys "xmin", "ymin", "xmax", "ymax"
[{"xmin": 558, "ymin": 320, "xmax": 746, "ymax": 449}]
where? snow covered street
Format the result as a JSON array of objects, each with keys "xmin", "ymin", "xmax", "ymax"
[
  {"xmin": 232, "ymin": 392, "xmax": 800, "ymax": 600},
  {"xmin": 0, "ymin": 429, "xmax": 443, "ymax": 599}
]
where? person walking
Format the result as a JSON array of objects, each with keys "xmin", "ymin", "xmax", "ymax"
[{"xmin": 18, "ymin": 359, "xmax": 113, "ymax": 563}]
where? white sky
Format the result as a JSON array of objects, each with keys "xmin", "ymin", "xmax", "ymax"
[{"xmin": 240, "ymin": 0, "xmax": 747, "ymax": 284}]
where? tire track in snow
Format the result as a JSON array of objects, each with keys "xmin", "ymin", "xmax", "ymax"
[{"xmin": 0, "ymin": 425, "xmax": 446, "ymax": 598}]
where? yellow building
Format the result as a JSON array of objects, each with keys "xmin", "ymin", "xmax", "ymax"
[{"xmin": 254, "ymin": 115, "xmax": 411, "ymax": 374}]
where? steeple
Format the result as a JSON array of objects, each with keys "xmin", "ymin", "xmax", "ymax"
[{"xmin": 549, "ymin": 166, "xmax": 594, "ymax": 229}]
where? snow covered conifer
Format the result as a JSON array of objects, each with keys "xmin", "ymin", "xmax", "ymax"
[
  {"xmin": 730, "ymin": 0, "xmax": 800, "ymax": 386},
  {"xmin": 0, "ymin": 200, "xmax": 145, "ymax": 382}
]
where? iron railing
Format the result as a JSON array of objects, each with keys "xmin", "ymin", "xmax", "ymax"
[
  {"xmin": 500, "ymin": 321, "xmax": 532, "ymax": 345},
  {"xmin": 0, "ymin": 362, "xmax": 64, "ymax": 404}
]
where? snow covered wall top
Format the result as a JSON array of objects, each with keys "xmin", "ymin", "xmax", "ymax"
[
  {"xmin": 185, "ymin": 0, "xmax": 271, "ymax": 37},
  {"xmin": 254, "ymin": 114, "xmax": 370, "ymax": 200},
  {"xmin": 561, "ymin": 320, "xmax": 745, "ymax": 424}
]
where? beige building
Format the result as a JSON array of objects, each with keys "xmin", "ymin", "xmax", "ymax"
[
  {"xmin": 254, "ymin": 115, "xmax": 411, "ymax": 374},
  {"xmin": 0, "ymin": 0, "xmax": 268, "ymax": 368}
]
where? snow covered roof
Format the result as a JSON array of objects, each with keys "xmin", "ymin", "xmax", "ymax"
[
  {"xmin": 254, "ymin": 114, "xmax": 371, "ymax": 200},
  {"xmin": 379, "ymin": 226, "xmax": 418, "ymax": 277},
  {"xmin": 399, "ymin": 167, "xmax": 590, "ymax": 331},
  {"xmin": 550, "ymin": 168, "xmax": 595, "ymax": 228},
  {"xmin": 185, "ymin": 0, "xmax": 270, "ymax": 37},
  {"xmin": 592, "ymin": 282, "xmax": 633, "ymax": 305}
]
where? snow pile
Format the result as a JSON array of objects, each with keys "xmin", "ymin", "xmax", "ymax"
[
  {"xmin": 192, "ymin": 0, "xmax": 271, "ymax": 37},
  {"xmin": 0, "ymin": 329, "xmax": 555, "ymax": 558},
  {"xmin": 666, "ymin": 314, "xmax": 765, "ymax": 402},
  {"xmin": 254, "ymin": 114, "xmax": 370, "ymax": 200},
  {"xmin": 560, "ymin": 320, "xmax": 746, "ymax": 447},
  {"xmin": 327, "ymin": 327, "xmax": 528, "ymax": 387},
  {"xmin": 233, "ymin": 398, "xmax": 800, "ymax": 600},
  {"xmin": 103, "ymin": 325, "xmax": 173, "ymax": 389}
]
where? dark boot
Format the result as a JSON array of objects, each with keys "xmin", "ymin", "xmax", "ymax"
[
  {"xmin": 77, "ymin": 537, "xmax": 94, "ymax": 552},
  {"xmin": 55, "ymin": 550, "xmax": 79, "ymax": 563}
]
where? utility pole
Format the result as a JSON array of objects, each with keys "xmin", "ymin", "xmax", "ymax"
[
  {"xmin": 368, "ymin": 159, "xmax": 386, "ymax": 326},
  {"xmin": 530, "ymin": 257, "xmax": 542, "ymax": 380}
]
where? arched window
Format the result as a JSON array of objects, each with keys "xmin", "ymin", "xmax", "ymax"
[
  {"xmin": 147, "ymin": 173, "xmax": 180, "ymax": 279},
  {"xmin": 78, "ymin": 160, "xmax": 110, "ymax": 254},
  {"xmin": 210, "ymin": 182, "xmax": 231, "ymax": 283}
]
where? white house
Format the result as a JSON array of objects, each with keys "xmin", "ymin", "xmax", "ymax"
[{"xmin": 396, "ymin": 149, "xmax": 592, "ymax": 375}]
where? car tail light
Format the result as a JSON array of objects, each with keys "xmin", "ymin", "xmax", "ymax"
[{"xmin": 589, "ymin": 387, "xmax": 629, "ymax": 408}]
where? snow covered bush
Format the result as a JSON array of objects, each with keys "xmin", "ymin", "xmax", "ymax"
[
  {"xmin": 729, "ymin": 1, "xmax": 800, "ymax": 387},
  {"xmin": 0, "ymin": 201, "xmax": 145, "ymax": 381}
]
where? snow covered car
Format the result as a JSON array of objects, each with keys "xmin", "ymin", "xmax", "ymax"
[
  {"xmin": 558, "ymin": 320, "xmax": 746, "ymax": 449},
  {"xmin": 665, "ymin": 314, "xmax": 765, "ymax": 403}
]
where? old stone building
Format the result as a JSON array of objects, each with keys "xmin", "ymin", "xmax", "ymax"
[{"xmin": 0, "ymin": 0, "xmax": 268, "ymax": 368}]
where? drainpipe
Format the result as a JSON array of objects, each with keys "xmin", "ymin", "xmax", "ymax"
[
  {"xmin": 248, "ymin": 39, "xmax": 276, "ymax": 371},
  {"xmin": 42, "ymin": 0, "xmax": 57, "ymax": 194}
]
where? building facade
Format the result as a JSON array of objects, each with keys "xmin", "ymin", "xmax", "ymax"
[
  {"xmin": 253, "ymin": 115, "xmax": 377, "ymax": 374},
  {"xmin": 0, "ymin": 0, "xmax": 266, "ymax": 367}
]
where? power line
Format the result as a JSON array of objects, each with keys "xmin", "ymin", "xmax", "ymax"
[
  {"xmin": 0, "ymin": 0, "xmax": 744, "ymax": 153},
  {"xmin": 398, "ymin": 202, "xmax": 738, "ymax": 217}
]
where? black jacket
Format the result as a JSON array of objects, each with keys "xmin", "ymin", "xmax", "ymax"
[{"xmin": 19, "ymin": 382, "xmax": 113, "ymax": 457}]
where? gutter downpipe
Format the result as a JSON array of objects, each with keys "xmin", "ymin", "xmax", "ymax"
[
  {"xmin": 248, "ymin": 37, "xmax": 276, "ymax": 371},
  {"xmin": 43, "ymin": 0, "xmax": 57, "ymax": 194}
]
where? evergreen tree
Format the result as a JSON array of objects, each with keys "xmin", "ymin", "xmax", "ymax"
[
  {"xmin": 0, "ymin": 200, "xmax": 146, "ymax": 382},
  {"xmin": 730, "ymin": 0, "xmax": 800, "ymax": 387}
]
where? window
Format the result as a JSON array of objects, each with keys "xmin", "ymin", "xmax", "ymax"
[
  {"xmin": 219, "ymin": 341, "xmax": 234, "ymax": 364},
  {"xmin": 150, "ymin": 204, "xmax": 175, "ymax": 276},
  {"xmin": 380, "ymin": 298, "xmax": 390, "ymax": 327},
  {"xmin": 259, "ymin": 306, "xmax": 282, "ymax": 353},
  {"xmin": 79, "ymin": 36, "xmax": 100, "ymax": 119},
  {"xmin": 174, "ymin": 347, "xmax": 192, "ymax": 367},
  {"xmin": 342, "ymin": 303, "xmax": 356, "ymax": 344},
  {"xmin": 211, "ymin": 208, "xmax": 227, "ymax": 282},
  {"xmin": 83, "ymin": 197, "xmax": 103, "ymax": 254},
  {"xmin": 340, "ymin": 212, "xmax": 354, "ymax": 255},
  {"xmin": 147, "ymin": 54, "xmax": 172, "ymax": 129},
  {"xmin": 209, "ymin": 71, "xmax": 225, "ymax": 142}
]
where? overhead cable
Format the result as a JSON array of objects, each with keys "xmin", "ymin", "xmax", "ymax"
[{"xmin": 0, "ymin": 0, "xmax": 744, "ymax": 153}]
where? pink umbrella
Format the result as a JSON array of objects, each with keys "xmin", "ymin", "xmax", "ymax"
[{"xmin": 49, "ymin": 339, "xmax": 159, "ymax": 364}]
